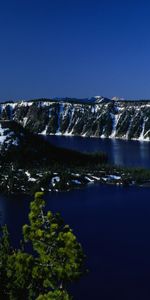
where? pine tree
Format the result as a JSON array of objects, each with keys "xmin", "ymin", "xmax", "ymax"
[
  {"xmin": 0, "ymin": 225, "xmax": 11, "ymax": 298},
  {"xmin": 0, "ymin": 192, "xmax": 85, "ymax": 299}
]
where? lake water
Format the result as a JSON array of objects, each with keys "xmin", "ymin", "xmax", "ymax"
[
  {"xmin": 46, "ymin": 135, "xmax": 150, "ymax": 168},
  {"xmin": 1, "ymin": 137, "xmax": 150, "ymax": 299}
]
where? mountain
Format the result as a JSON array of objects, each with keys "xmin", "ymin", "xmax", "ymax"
[
  {"xmin": 0, "ymin": 97, "xmax": 150, "ymax": 140},
  {"xmin": 0, "ymin": 112, "xmax": 150, "ymax": 195}
]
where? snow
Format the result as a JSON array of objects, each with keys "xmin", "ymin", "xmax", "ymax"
[
  {"xmin": 48, "ymin": 107, "xmax": 53, "ymax": 117},
  {"xmin": 102, "ymin": 175, "xmax": 121, "ymax": 181},
  {"xmin": 29, "ymin": 178, "xmax": 36, "ymax": 182},
  {"xmin": 56, "ymin": 103, "xmax": 64, "ymax": 135},
  {"xmin": 110, "ymin": 113, "xmax": 120, "ymax": 138},
  {"xmin": 23, "ymin": 117, "xmax": 28, "ymax": 126},
  {"xmin": 112, "ymin": 96, "xmax": 124, "ymax": 101},
  {"xmin": 0, "ymin": 124, "xmax": 18, "ymax": 147},
  {"xmin": 102, "ymin": 177, "xmax": 107, "ymax": 181},
  {"xmin": 12, "ymin": 139, "xmax": 18, "ymax": 146},
  {"xmin": 41, "ymin": 125, "xmax": 48, "ymax": 135},
  {"xmin": 91, "ymin": 175, "xmax": 100, "ymax": 180},
  {"xmin": 25, "ymin": 171, "xmax": 30, "ymax": 177},
  {"xmin": 139, "ymin": 119, "xmax": 145, "ymax": 141},
  {"xmin": 25, "ymin": 171, "xmax": 36, "ymax": 182},
  {"xmin": 1, "ymin": 99, "xmax": 150, "ymax": 142},
  {"xmin": 125, "ymin": 117, "xmax": 134, "ymax": 139},
  {"xmin": 109, "ymin": 175, "xmax": 121, "ymax": 180},
  {"xmin": 18, "ymin": 101, "xmax": 33, "ymax": 107},
  {"xmin": 51, "ymin": 176, "xmax": 60, "ymax": 182},
  {"xmin": 85, "ymin": 176, "xmax": 94, "ymax": 182},
  {"xmin": 51, "ymin": 176, "xmax": 60, "ymax": 186},
  {"xmin": 1, "ymin": 103, "xmax": 17, "ymax": 112},
  {"xmin": 72, "ymin": 179, "xmax": 81, "ymax": 184},
  {"xmin": 71, "ymin": 173, "xmax": 80, "ymax": 177},
  {"xmin": 0, "ymin": 125, "xmax": 8, "ymax": 143},
  {"xmin": 94, "ymin": 96, "xmax": 105, "ymax": 103},
  {"xmin": 0, "ymin": 135, "xmax": 7, "ymax": 143},
  {"xmin": 36, "ymin": 173, "xmax": 43, "ymax": 177}
]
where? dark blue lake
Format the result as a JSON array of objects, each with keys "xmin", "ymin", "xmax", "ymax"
[
  {"xmin": 1, "ymin": 137, "xmax": 150, "ymax": 299},
  {"xmin": 46, "ymin": 135, "xmax": 150, "ymax": 169}
]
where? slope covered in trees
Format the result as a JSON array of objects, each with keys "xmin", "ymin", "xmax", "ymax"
[{"xmin": 0, "ymin": 120, "xmax": 107, "ymax": 168}]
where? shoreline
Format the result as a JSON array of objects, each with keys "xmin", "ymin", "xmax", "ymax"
[
  {"xmin": 1, "ymin": 164, "xmax": 150, "ymax": 195},
  {"xmin": 39, "ymin": 132, "xmax": 150, "ymax": 143}
]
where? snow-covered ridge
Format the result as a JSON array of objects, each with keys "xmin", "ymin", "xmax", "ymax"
[{"xmin": 0, "ymin": 99, "xmax": 150, "ymax": 141}]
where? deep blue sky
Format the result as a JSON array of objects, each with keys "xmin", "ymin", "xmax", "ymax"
[{"xmin": 0, "ymin": 0, "xmax": 150, "ymax": 101}]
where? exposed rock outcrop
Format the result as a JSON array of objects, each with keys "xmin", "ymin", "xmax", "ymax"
[{"xmin": 0, "ymin": 98, "xmax": 150, "ymax": 140}]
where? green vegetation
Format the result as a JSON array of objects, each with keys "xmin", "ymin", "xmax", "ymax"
[
  {"xmin": 99, "ymin": 164, "xmax": 150, "ymax": 186},
  {"xmin": 0, "ymin": 192, "xmax": 85, "ymax": 299}
]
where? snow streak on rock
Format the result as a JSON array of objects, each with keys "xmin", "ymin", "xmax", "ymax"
[{"xmin": 1, "ymin": 99, "xmax": 150, "ymax": 141}]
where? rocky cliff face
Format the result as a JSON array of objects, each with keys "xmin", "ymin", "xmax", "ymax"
[{"xmin": 0, "ymin": 99, "xmax": 150, "ymax": 140}]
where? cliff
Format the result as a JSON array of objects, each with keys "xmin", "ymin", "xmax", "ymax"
[{"xmin": 0, "ymin": 98, "xmax": 150, "ymax": 140}]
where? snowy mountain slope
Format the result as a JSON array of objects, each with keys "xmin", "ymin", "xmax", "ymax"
[
  {"xmin": 0, "ymin": 121, "xmax": 19, "ymax": 150},
  {"xmin": 0, "ymin": 98, "xmax": 150, "ymax": 140}
]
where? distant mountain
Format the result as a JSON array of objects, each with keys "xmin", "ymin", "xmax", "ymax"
[
  {"xmin": 88, "ymin": 96, "xmax": 111, "ymax": 103},
  {"xmin": 45, "ymin": 95, "xmax": 111, "ymax": 104},
  {"xmin": 9, "ymin": 96, "xmax": 104, "ymax": 104}
]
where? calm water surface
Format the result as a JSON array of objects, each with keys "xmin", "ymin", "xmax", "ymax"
[
  {"xmin": 1, "ymin": 137, "xmax": 150, "ymax": 299},
  {"xmin": 46, "ymin": 135, "xmax": 150, "ymax": 168}
]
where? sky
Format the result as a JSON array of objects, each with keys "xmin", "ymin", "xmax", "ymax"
[{"xmin": 0, "ymin": 0, "xmax": 150, "ymax": 101}]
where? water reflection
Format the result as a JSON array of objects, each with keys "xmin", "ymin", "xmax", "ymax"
[
  {"xmin": 111, "ymin": 139, "xmax": 150, "ymax": 168},
  {"xmin": 111, "ymin": 139, "xmax": 124, "ymax": 166},
  {"xmin": 46, "ymin": 136, "xmax": 150, "ymax": 169},
  {"xmin": 139, "ymin": 141, "xmax": 150, "ymax": 162}
]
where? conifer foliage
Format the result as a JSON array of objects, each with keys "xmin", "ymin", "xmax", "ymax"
[{"xmin": 0, "ymin": 192, "xmax": 85, "ymax": 299}]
